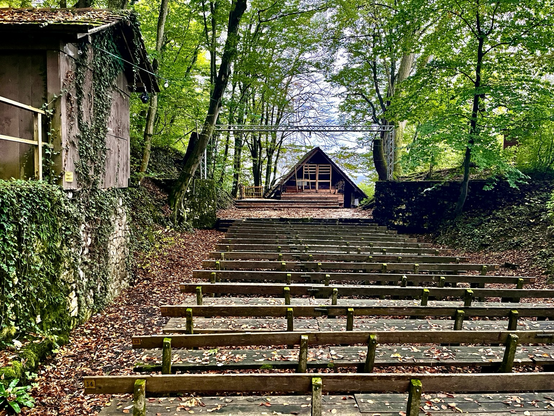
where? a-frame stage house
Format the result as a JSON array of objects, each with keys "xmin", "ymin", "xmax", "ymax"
[{"xmin": 266, "ymin": 147, "xmax": 367, "ymax": 208}]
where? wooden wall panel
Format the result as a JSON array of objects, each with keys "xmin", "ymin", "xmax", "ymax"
[
  {"xmin": 104, "ymin": 72, "xmax": 130, "ymax": 188},
  {"xmin": 0, "ymin": 52, "xmax": 46, "ymax": 180}
]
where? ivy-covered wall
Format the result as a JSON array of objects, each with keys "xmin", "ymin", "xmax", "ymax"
[
  {"xmin": 0, "ymin": 180, "xmax": 131, "ymax": 340},
  {"xmin": 373, "ymin": 180, "xmax": 553, "ymax": 232}
]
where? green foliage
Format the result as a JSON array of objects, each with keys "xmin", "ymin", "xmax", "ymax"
[
  {"xmin": 0, "ymin": 181, "xmax": 78, "ymax": 335},
  {"xmin": 548, "ymin": 191, "xmax": 554, "ymax": 226},
  {"xmin": 0, "ymin": 379, "xmax": 34, "ymax": 414},
  {"xmin": 390, "ymin": 0, "xmax": 554, "ymax": 181}
]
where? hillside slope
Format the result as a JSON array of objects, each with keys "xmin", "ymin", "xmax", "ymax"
[{"xmin": 430, "ymin": 182, "xmax": 554, "ymax": 284}]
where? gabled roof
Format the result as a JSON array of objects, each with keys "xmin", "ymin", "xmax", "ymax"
[
  {"xmin": 268, "ymin": 147, "xmax": 368, "ymax": 198},
  {"xmin": 0, "ymin": 8, "xmax": 158, "ymax": 93}
]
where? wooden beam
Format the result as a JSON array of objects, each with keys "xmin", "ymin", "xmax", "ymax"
[
  {"xmin": 131, "ymin": 330, "xmax": 554, "ymax": 349},
  {"xmin": 84, "ymin": 373, "xmax": 554, "ymax": 395}
]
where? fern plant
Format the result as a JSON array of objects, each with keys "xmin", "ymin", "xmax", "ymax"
[{"xmin": 0, "ymin": 379, "xmax": 35, "ymax": 414}]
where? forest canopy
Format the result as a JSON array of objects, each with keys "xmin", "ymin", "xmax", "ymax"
[{"xmin": 5, "ymin": 0, "xmax": 554, "ymax": 215}]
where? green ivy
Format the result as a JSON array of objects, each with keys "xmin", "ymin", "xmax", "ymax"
[{"xmin": 0, "ymin": 181, "xmax": 78, "ymax": 337}]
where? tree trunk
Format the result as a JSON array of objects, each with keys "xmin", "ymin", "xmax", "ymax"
[
  {"xmin": 454, "ymin": 28, "xmax": 485, "ymax": 217},
  {"xmin": 392, "ymin": 53, "xmax": 415, "ymax": 178},
  {"xmin": 138, "ymin": 0, "xmax": 170, "ymax": 182},
  {"xmin": 170, "ymin": 0, "xmax": 248, "ymax": 215},
  {"xmin": 373, "ymin": 134, "xmax": 388, "ymax": 181}
]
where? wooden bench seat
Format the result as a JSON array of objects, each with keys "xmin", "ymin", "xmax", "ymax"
[
  {"xmin": 201, "ymin": 259, "xmax": 498, "ymax": 273},
  {"xmin": 209, "ymin": 251, "xmax": 467, "ymax": 263},
  {"xmin": 98, "ymin": 392, "xmax": 554, "ymax": 416},
  {"xmin": 182, "ymin": 282, "xmax": 553, "ymax": 304},
  {"xmin": 85, "ymin": 373, "xmax": 554, "ymax": 416},
  {"xmin": 193, "ymin": 269, "xmax": 535, "ymax": 287},
  {"xmin": 217, "ymin": 242, "xmax": 443, "ymax": 255},
  {"xmin": 132, "ymin": 329, "xmax": 554, "ymax": 374},
  {"xmin": 164, "ymin": 316, "xmax": 554, "ymax": 333}
]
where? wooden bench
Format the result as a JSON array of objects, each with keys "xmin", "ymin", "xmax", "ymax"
[
  {"xmin": 201, "ymin": 259, "xmax": 499, "ymax": 273},
  {"xmin": 132, "ymin": 330, "xmax": 554, "ymax": 374},
  {"xmin": 221, "ymin": 234, "xmax": 418, "ymax": 243},
  {"xmin": 216, "ymin": 242, "xmax": 443, "ymax": 255},
  {"xmin": 209, "ymin": 251, "xmax": 467, "ymax": 263},
  {"xmin": 160, "ymin": 304, "xmax": 554, "ymax": 334},
  {"xmin": 193, "ymin": 269, "xmax": 535, "ymax": 287},
  {"xmin": 221, "ymin": 237, "xmax": 430, "ymax": 247},
  {"xmin": 84, "ymin": 373, "xmax": 554, "ymax": 416},
  {"xmin": 181, "ymin": 282, "xmax": 552, "ymax": 305}
]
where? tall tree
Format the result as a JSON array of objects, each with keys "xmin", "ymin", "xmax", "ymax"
[
  {"xmin": 138, "ymin": 0, "xmax": 170, "ymax": 181},
  {"xmin": 170, "ymin": 0, "xmax": 248, "ymax": 216},
  {"xmin": 321, "ymin": 0, "xmax": 428, "ymax": 180},
  {"xmin": 392, "ymin": 0, "xmax": 554, "ymax": 215}
]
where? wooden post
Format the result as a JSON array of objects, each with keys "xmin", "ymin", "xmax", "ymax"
[
  {"xmin": 226, "ymin": 245, "xmax": 231, "ymax": 252},
  {"xmin": 34, "ymin": 113, "xmax": 43, "ymax": 180},
  {"xmin": 196, "ymin": 286, "xmax": 203, "ymax": 305},
  {"xmin": 508, "ymin": 310, "xmax": 519, "ymax": 331},
  {"xmin": 324, "ymin": 274, "xmax": 330, "ymax": 286},
  {"xmin": 210, "ymin": 272, "xmax": 216, "ymax": 283},
  {"xmin": 413, "ymin": 264, "xmax": 419, "ymax": 274},
  {"xmin": 287, "ymin": 308, "xmax": 294, "ymax": 331},
  {"xmin": 363, "ymin": 334, "xmax": 377, "ymax": 373},
  {"xmin": 346, "ymin": 308, "xmax": 354, "ymax": 331},
  {"xmin": 406, "ymin": 379, "xmax": 422, "ymax": 416},
  {"xmin": 185, "ymin": 308, "xmax": 194, "ymax": 334},
  {"xmin": 331, "ymin": 288, "xmax": 338, "ymax": 305},
  {"xmin": 220, "ymin": 252, "xmax": 225, "ymax": 260},
  {"xmin": 281, "ymin": 262, "xmax": 287, "ymax": 271},
  {"xmin": 284, "ymin": 287, "xmax": 291, "ymax": 305},
  {"xmin": 420, "ymin": 288, "xmax": 430, "ymax": 306},
  {"xmin": 162, "ymin": 338, "xmax": 172, "ymax": 374},
  {"xmin": 454, "ymin": 310, "xmax": 465, "ymax": 330},
  {"xmin": 297, "ymin": 335, "xmax": 308, "ymax": 373},
  {"xmin": 286, "ymin": 273, "xmax": 292, "ymax": 285},
  {"xmin": 401, "ymin": 276, "xmax": 408, "ymax": 287},
  {"xmin": 499, "ymin": 334, "xmax": 519, "ymax": 373},
  {"xmin": 311, "ymin": 377, "xmax": 323, "ymax": 416},
  {"xmin": 133, "ymin": 379, "xmax": 146, "ymax": 416},
  {"xmin": 464, "ymin": 289, "xmax": 474, "ymax": 307}
]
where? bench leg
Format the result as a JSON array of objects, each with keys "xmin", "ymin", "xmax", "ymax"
[
  {"xmin": 407, "ymin": 379, "xmax": 422, "ymax": 416},
  {"xmin": 133, "ymin": 379, "xmax": 146, "ymax": 416},
  {"xmin": 311, "ymin": 377, "xmax": 322, "ymax": 416}
]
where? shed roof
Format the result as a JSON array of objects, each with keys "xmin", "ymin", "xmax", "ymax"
[
  {"xmin": 269, "ymin": 147, "xmax": 368, "ymax": 199},
  {"xmin": 0, "ymin": 8, "xmax": 158, "ymax": 93}
]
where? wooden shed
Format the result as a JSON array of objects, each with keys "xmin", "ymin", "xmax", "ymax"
[
  {"xmin": 0, "ymin": 8, "xmax": 158, "ymax": 189},
  {"xmin": 268, "ymin": 147, "xmax": 367, "ymax": 208}
]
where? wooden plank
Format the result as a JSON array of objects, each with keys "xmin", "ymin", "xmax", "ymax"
[
  {"xmin": 180, "ymin": 283, "xmax": 554, "ymax": 300},
  {"xmin": 208, "ymin": 251, "xmax": 466, "ymax": 263},
  {"xmin": 160, "ymin": 304, "xmax": 554, "ymax": 319},
  {"xmin": 221, "ymin": 235, "xmax": 418, "ymax": 243},
  {"xmin": 217, "ymin": 243, "xmax": 440, "ymax": 255},
  {"xmin": 200, "ymin": 260, "xmax": 498, "ymax": 272},
  {"xmin": 0, "ymin": 95, "xmax": 45, "ymax": 114},
  {"xmin": 132, "ymin": 330, "xmax": 554, "ymax": 349},
  {"xmin": 84, "ymin": 373, "xmax": 554, "ymax": 395},
  {"xmin": 221, "ymin": 238, "xmax": 431, "ymax": 248},
  {"xmin": 192, "ymin": 270, "xmax": 535, "ymax": 286}
]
